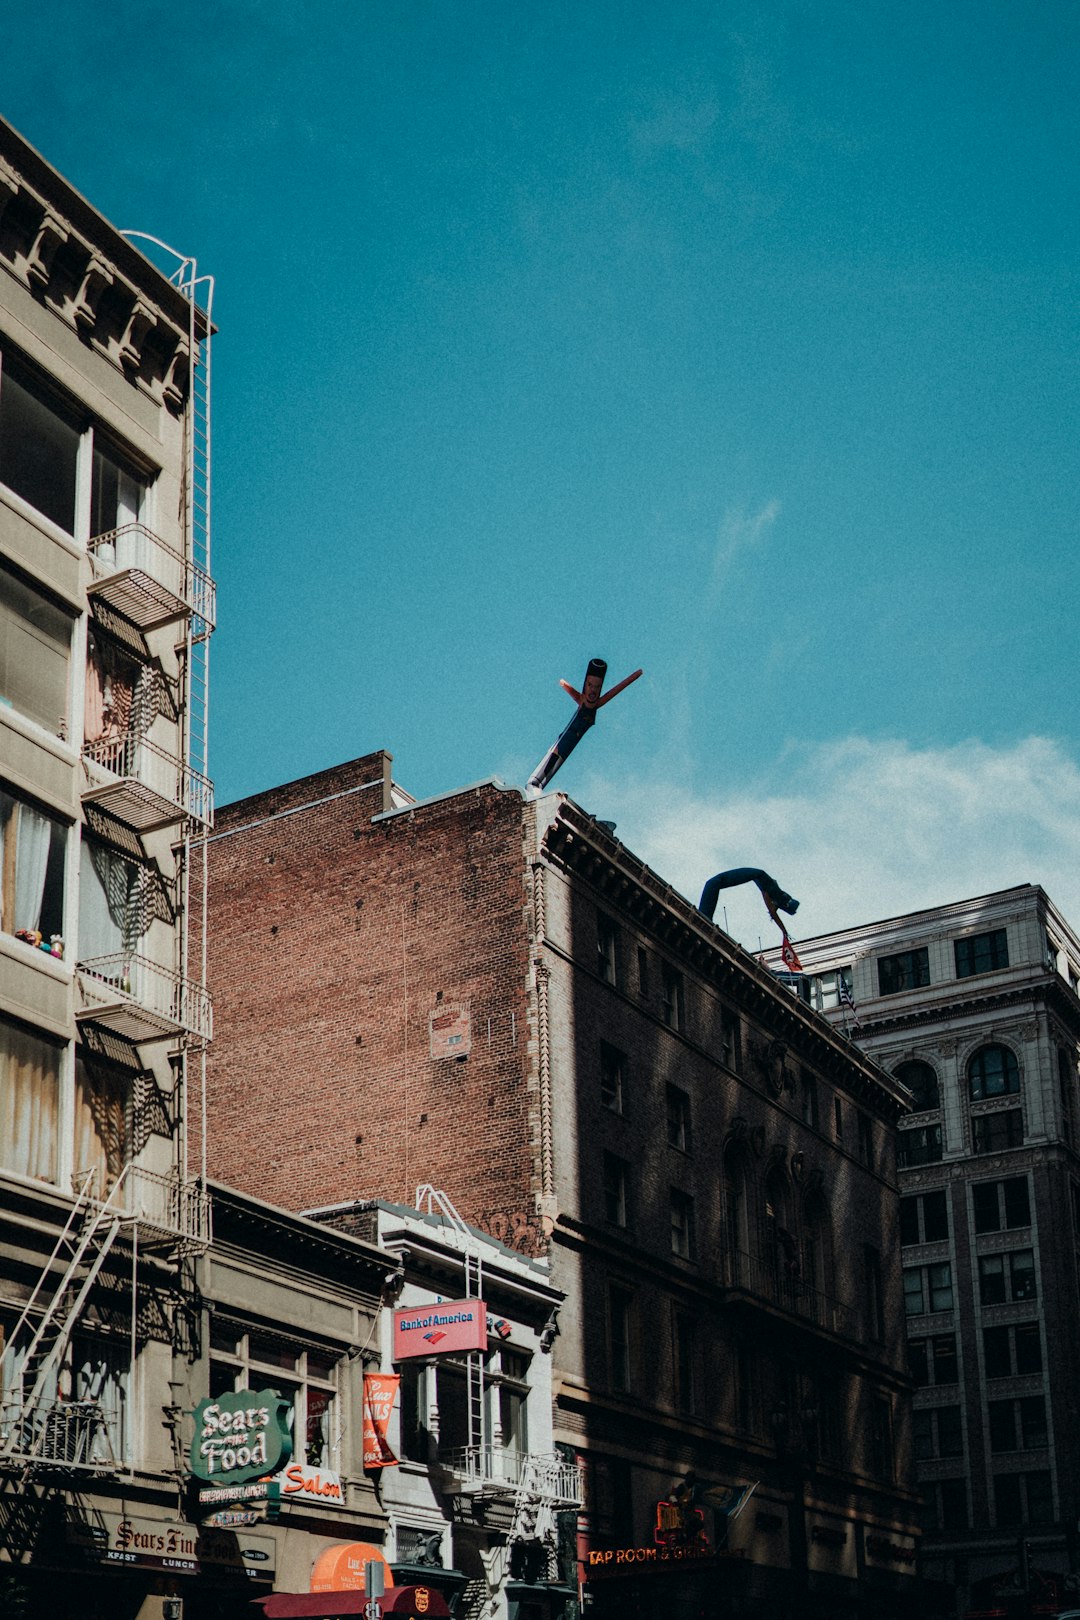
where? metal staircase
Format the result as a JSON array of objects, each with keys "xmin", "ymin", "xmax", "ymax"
[
  {"xmin": 0, "ymin": 1170, "xmax": 128, "ymax": 1471},
  {"xmin": 416, "ymin": 1183, "xmax": 487, "ymax": 1456}
]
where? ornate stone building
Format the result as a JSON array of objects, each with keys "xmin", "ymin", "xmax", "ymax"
[{"xmin": 774, "ymin": 885, "xmax": 1080, "ymax": 1614}]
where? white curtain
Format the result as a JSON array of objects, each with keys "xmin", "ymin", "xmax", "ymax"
[
  {"xmin": 79, "ymin": 840, "xmax": 135, "ymax": 959},
  {"xmin": 13, "ymin": 803, "xmax": 50, "ymax": 933},
  {"xmin": 0, "ymin": 1020, "xmax": 60, "ymax": 1182}
]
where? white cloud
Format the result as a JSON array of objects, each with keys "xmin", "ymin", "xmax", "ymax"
[
  {"xmin": 712, "ymin": 498, "xmax": 781, "ymax": 589},
  {"xmin": 580, "ymin": 736, "xmax": 1080, "ymax": 950}
]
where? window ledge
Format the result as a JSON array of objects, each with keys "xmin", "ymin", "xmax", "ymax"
[
  {"xmin": 0, "ymin": 700, "xmax": 79, "ymax": 766},
  {"xmin": 0, "ymin": 928, "xmax": 72, "ymax": 982},
  {"xmin": 0, "ymin": 481, "xmax": 84, "ymax": 562}
]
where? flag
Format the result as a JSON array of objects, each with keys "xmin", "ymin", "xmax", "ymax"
[
  {"xmin": 838, "ymin": 976, "xmax": 861, "ymax": 1025},
  {"xmin": 362, "ymin": 1374, "xmax": 400, "ymax": 1469},
  {"xmin": 781, "ymin": 932, "xmax": 803, "ymax": 973}
]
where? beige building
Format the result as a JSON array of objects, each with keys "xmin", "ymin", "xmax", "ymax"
[
  {"xmin": 0, "ymin": 111, "xmax": 220, "ymax": 1617},
  {"xmin": 767, "ymin": 884, "xmax": 1080, "ymax": 1615}
]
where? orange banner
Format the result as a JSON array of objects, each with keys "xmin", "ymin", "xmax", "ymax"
[{"xmin": 363, "ymin": 1374, "xmax": 400, "ymax": 1469}]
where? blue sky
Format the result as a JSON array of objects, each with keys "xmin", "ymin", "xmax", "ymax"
[{"xmin": 6, "ymin": 1, "xmax": 1080, "ymax": 944}]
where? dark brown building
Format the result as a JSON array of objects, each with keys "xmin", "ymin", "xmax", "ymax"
[{"xmin": 203, "ymin": 752, "xmax": 922, "ymax": 1620}]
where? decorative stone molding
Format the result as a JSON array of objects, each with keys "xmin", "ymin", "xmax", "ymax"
[
  {"xmin": 73, "ymin": 252, "xmax": 114, "ymax": 333},
  {"xmin": 119, "ymin": 295, "xmax": 156, "ymax": 370},
  {"xmin": 162, "ymin": 340, "xmax": 190, "ymax": 410},
  {"xmin": 27, "ymin": 210, "xmax": 68, "ymax": 289},
  {"xmin": 0, "ymin": 158, "xmax": 18, "ymax": 224}
]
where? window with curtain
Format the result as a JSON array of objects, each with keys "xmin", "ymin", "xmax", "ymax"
[
  {"xmin": 73, "ymin": 1054, "xmax": 130, "ymax": 1196},
  {"xmin": 0, "ymin": 789, "xmax": 67, "ymax": 947},
  {"xmin": 70, "ymin": 1333, "xmax": 129, "ymax": 1461},
  {"xmin": 79, "ymin": 836, "xmax": 145, "ymax": 962},
  {"xmin": 0, "ymin": 1016, "xmax": 62, "ymax": 1183},
  {"xmin": 0, "ymin": 355, "xmax": 81, "ymax": 534},
  {"xmin": 0, "ymin": 561, "xmax": 73, "ymax": 736}
]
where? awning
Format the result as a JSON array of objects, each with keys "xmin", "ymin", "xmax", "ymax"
[
  {"xmin": 255, "ymin": 1584, "xmax": 453, "ymax": 1619},
  {"xmin": 311, "ymin": 1543, "xmax": 393, "ymax": 1594}
]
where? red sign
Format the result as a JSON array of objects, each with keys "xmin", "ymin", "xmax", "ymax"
[
  {"xmin": 393, "ymin": 1300, "xmax": 487, "ymax": 1361},
  {"xmin": 362, "ymin": 1375, "xmax": 400, "ymax": 1469}
]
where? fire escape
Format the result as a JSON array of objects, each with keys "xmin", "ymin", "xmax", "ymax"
[
  {"xmin": 0, "ymin": 244, "xmax": 215, "ymax": 1478},
  {"xmin": 413, "ymin": 1186, "xmax": 582, "ymax": 1606}
]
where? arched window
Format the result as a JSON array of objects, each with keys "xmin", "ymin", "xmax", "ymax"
[
  {"xmin": 895, "ymin": 1059, "xmax": 940, "ymax": 1112},
  {"xmin": 969, "ymin": 1045, "xmax": 1020, "ymax": 1102},
  {"xmin": 802, "ymin": 1192, "xmax": 835, "ymax": 1311},
  {"xmin": 764, "ymin": 1167, "xmax": 798, "ymax": 1298}
]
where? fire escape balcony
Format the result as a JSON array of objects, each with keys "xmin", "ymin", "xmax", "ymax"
[
  {"xmin": 120, "ymin": 1166, "xmax": 212, "ymax": 1252},
  {"xmin": 0, "ymin": 1399, "xmax": 118, "ymax": 1473},
  {"xmin": 722, "ymin": 1250, "xmax": 859, "ymax": 1340},
  {"xmin": 442, "ymin": 1447, "xmax": 583, "ymax": 1508},
  {"xmin": 76, "ymin": 951, "xmax": 212, "ymax": 1044},
  {"xmin": 88, "ymin": 523, "xmax": 216, "ymax": 636},
  {"xmin": 82, "ymin": 732, "xmax": 213, "ymax": 832}
]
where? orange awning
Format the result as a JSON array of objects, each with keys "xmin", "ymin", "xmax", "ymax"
[{"xmin": 310, "ymin": 1542, "xmax": 393, "ymax": 1593}]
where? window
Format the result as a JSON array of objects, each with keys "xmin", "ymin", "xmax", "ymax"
[
  {"xmin": 955, "ymin": 929, "xmax": 1009, "ymax": 978},
  {"xmin": 901, "ymin": 1190, "xmax": 949, "ymax": 1246},
  {"xmin": 909, "ymin": 1334, "xmax": 958, "ymax": 1388},
  {"xmin": 921, "ymin": 1479, "xmax": 967, "ymax": 1533},
  {"xmin": 904, "ymin": 1262, "xmax": 953, "ymax": 1316},
  {"xmin": 79, "ymin": 836, "xmax": 148, "ymax": 961},
  {"xmin": 666, "ymin": 1085, "xmax": 691, "ymax": 1152},
  {"xmin": 869, "ymin": 1398, "xmax": 894, "ymax": 1480},
  {"xmin": 494, "ymin": 1348, "xmax": 530, "ymax": 1457},
  {"xmin": 670, "ymin": 1190, "xmax": 695, "ymax": 1259},
  {"xmin": 608, "ymin": 1285, "xmax": 633, "ymax": 1392},
  {"xmin": 979, "ymin": 1250, "xmax": 1036, "ymax": 1306},
  {"xmin": 983, "ymin": 1322, "xmax": 1042, "ymax": 1380},
  {"xmin": 636, "ymin": 946, "xmax": 649, "ymax": 999},
  {"xmin": 914, "ymin": 1405, "xmax": 963, "ymax": 1460},
  {"xmin": 603, "ymin": 1153, "xmax": 628, "ymax": 1227},
  {"xmin": 597, "ymin": 913, "xmax": 618, "ymax": 986},
  {"xmin": 878, "ymin": 948, "xmax": 930, "ymax": 996},
  {"xmin": 1059, "ymin": 1049, "xmax": 1074, "ymax": 1146},
  {"xmin": 989, "ymin": 1396, "xmax": 1047, "ymax": 1454},
  {"xmin": 972, "ymin": 1177, "xmax": 1030, "ymax": 1234},
  {"xmin": 994, "ymin": 1471, "xmax": 1053, "ymax": 1527},
  {"xmin": 0, "ymin": 353, "xmax": 81, "ymax": 533},
  {"xmin": 857, "ymin": 1112, "xmax": 874, "ymax": 1167},
  {"xmin": 0, "ymin": 563, "xmax": 73, "ymax": 736},
  {"xmin": 71, "ymin": 1332, "xmax": 129, "ymax": 1461},
  {"xmin": 0, "ymin": 788, "xmax": 67, "ymax": 948},
  {"xmin": 0, "ymin": 1016, "xmax": 62, "ymax": 1183},
  {"xmin": 972, "ymin": 1110, "xmax": 1023, "ymax": 1154},
  {"xmin": 90, "ymin": 439, "xmax": 145, "ymax": 538},
  {"xmin": 864, "ymin": 1246, "xmax": 884, "ymax": 1341},
  {"xmin": 599, "ymin": 1042, "xmax": 625, "ymax": 1114},
  {"xmin": 969, "ymin": 1044, "xmax": 1020, "ymax": 1101},
  {"xmin": 719, "ymin": 1008, "xmax": 741, "ymax": 1071},
  {"xmin": 75, "ymin": 1052, "xmax": 131, "ymax": 1198},
  {"xmin": 895, "ymin": 1059, "xmax": 940, "ymax": 1112},
  {"xmin": 897, "ymin": 1123, "xmax": 943, "ymax": 1167},
  {"xmin": 801, "ymin": 1070, "xmax": 820, "ymax": 1130},
  {"xmin": 661, "ymin": 965, "xmax": 684, "ymax": 1031},
  {"xmin": 808, "ymin": 965, "xmax": 853, "ymax": 1012},
  {"xmin": 673, "ymin": 1313, "xmax": 695, "ymax": 1412},
  {"xmin": 209, "ymin": 1325, "xmax": 339, "ymax": 1468},
  {"xmin": 833, "ymin": 1096, "xmax": 844, "ymax": 1141}
]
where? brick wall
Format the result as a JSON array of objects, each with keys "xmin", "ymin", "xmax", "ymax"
[{"xmin": 204, "ymin": 764, "xmax": 540, "ymax": 1235}]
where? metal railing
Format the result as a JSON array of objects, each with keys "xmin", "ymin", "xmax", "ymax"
[
  {"xmin": 125, "ymin": 1166, "xmax": 212, "ymax": 1248},
  {"xmin": 724, "ymin": 1249, "xmax": 859, "ymax": 1338},
  {"xmin": 443, "ymin": 1446, "xmax": 582, "ymax": 1506},
  {"xmin": 76, "ymin": 951, "xmax": 213, "ymax": 1042},
  {"xmin": 83, "ymin": 731, "xmax": 213, "ymax": 828},
  {"xmin": 89, "ymin": 523, "xmax": 216, "ymax": 634},
  {"xmin": 0, "ymin": 1399, "xmax": 117, "ymax": 1470}
]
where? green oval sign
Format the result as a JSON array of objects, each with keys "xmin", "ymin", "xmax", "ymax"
[{"xmin": 189, "ymin": 1388, "xmax": 293, "ymax": 1485}]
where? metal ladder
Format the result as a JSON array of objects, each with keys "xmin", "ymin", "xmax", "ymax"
[
  {"xmin": 415, "ymin": 1184, "xmax": 486, "ymax": 1455},
  {"xmin": 0, "ymin": 1169, "xmax": 127, "ymax": 1462}
]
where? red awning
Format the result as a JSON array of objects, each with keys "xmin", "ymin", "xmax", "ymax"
[{"xmin": 255, "ymin": 1585, "xmax": 452, "ymax": 1619}]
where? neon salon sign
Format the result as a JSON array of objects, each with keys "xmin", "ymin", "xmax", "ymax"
[{"xmin": 189, "ymin": 1389, "xmax": 293, "ymax": 1485}]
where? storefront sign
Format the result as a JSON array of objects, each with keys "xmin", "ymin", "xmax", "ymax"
[
  {"xmin": 189, "ymin": 1388, "xmax": 293, "ymax": 1484},
  {"xmin": 279, "ymin": 1460, "xmax": 347, "ymax": 1502},
  {"xmin": 363, "ymin": 1374, "xmax": 400, "ymax": 1467},
  {"xmin": 393, "ymin": 1301, "xmax": 487, "ymax": 1360},
  {"xmin": 66, "ymin": 1511, "xmax": 275, "ymax": 1581},
  {"xmin": 586, "ymin": 1544, "xmax": 715, "ymax": 1571}
]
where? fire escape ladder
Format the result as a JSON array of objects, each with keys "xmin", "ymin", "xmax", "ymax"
[
  {"xmin": 0, "ymin": 1170, "xmax": 128, "ymax": 1465},
  {"xmin": 416, "ymin": 1184, "xmax": 488, "ymax": 1457}
]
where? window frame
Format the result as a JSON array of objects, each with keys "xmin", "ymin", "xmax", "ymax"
[
  {"xmin": 955, "ymin": 928, "xmax": 1009, "ymax": 979},
  {"xmin": 878, "ymin": 947, "xmax": 930, "ymax": 996}
]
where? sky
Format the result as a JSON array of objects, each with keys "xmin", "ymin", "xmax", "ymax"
[{"xmin": 5, "ymin": 1, "xmax": 1079, "ymax": 949}]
